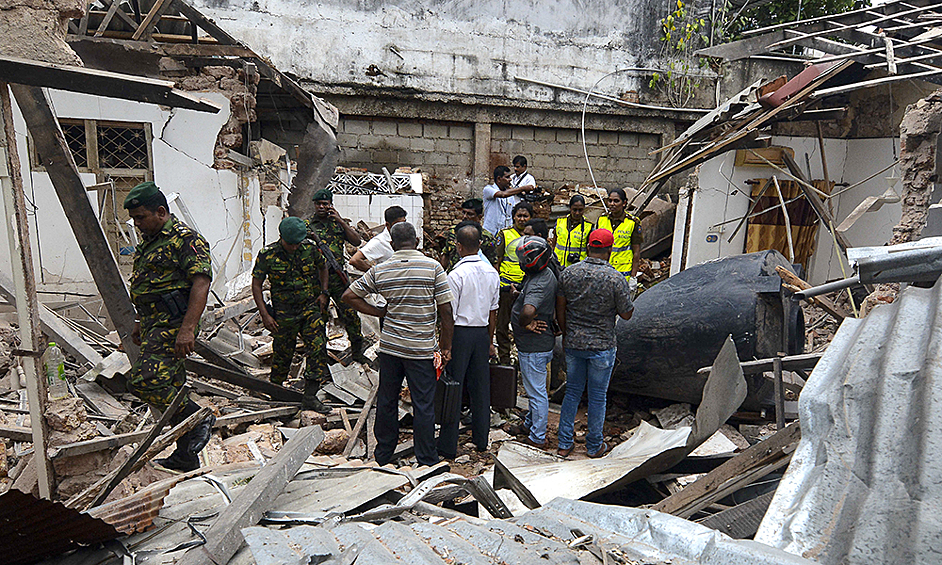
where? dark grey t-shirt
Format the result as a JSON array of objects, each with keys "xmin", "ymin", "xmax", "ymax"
[
  {"xmin": 558, "ymin": 257, "xmax": 633, "ymax": 350},
  {"xmin": 511, "ymin": 268, "xmax": 557, "ymax": 353}
]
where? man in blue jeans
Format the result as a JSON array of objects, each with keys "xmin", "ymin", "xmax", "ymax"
[
  {"xmin": 555, "ymin": 229, "xmax": 634, "ymax": 458},
  {"xmin": 510, "ymin": 236, "xmax": 556, "ymax": 449}
]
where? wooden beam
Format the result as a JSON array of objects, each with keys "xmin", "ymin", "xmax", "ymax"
[
  {"xmin": 0, "ymin": 426, "xmax": 32, "ymax": 442},
  {"xmin": 0, "ymin": 272, "xmax": 104, "ymax": 366},
  {"xmin": 131, "ymin": 0, "xmax": 175, "ymax": 40},
  {"xmin": 0, "ymin": 83, "xmax": 54, "ymax": 499},
  {"xmin": 652, "ymin": 422, "xmax": 800, "ymax": 518},
  {"xmin": 343, "ymin": 383, "xmax": 377, "ymax": 458},
  {"xmin": 782, "ymin": 152, "xmax": 852, "ymax": 252},
  {"xmin": 48, "ymin": 406, "xmax": 298, "ymax": 459},
  {"xmin": 177, "ymin": 425, "xmax": 325, "ymax": 565},
  {"xmin": 94, "ymin": 0, "xmax": 123, "ymax": 38},
  {"xmin": 184, "ymin": 358, "xmax": 302, "ymax": 402},
  {"xmin": 697, "ymin": 352, "xmax": 822, "ymax": 375},
  {"xmin": 11, "ymin": 84, "xmax": 140, "ymax": 363},
  {"xmin": 72, "ymin": 405, "xmax": 211, "ymax": 511},
  {"xmin": 95, "ymin": 0, "xmax": 139, "ymax": 33},
  {"xmin": 775, "ymin": 265, "xmax": 848, "ymax": 320},
  {"xmin": 66, "ymin": 385, "xmax": 189, "ymax": 509},
  {"xmin": 2, "ymin": 57, "xmax": 220, "ymax": 113},
  {"xmin": 172, "ymin": 0, "xmax": 240, "ymax": 45}
]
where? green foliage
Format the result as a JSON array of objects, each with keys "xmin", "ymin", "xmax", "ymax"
[
  {"xmin": 727, "ymin": 0, "xmax": 867, "ymax": 39},
  {"xmin": 650, "ymin": 0, "xmax": 711, "ymax": 108}
]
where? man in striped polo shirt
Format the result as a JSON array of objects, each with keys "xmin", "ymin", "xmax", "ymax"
[{"xmin": 343, "ymin": 222, "xmax": 454, "ymax": 466}]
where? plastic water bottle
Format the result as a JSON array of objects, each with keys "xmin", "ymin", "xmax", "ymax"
[{"xmin": 44, "ymin": 342, "xmax": 68, "ymax": 400}]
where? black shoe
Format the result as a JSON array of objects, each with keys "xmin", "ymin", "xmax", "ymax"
[
  {"xmin": 156, "ymin": 450, "xmax": 200, "ymax": 472},
  {"xmin": 187, "ymin": 413, "xmax": 216, "ymax": 454},
  {"xmin": 302, "ymin": 396, "xmax": 332, "ymax": 415}
]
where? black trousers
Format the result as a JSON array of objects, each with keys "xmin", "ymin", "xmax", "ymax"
[
  {"xmin": 437, "ymin": 326, "xmax": 491, "ymax": 457},
  {"xmin": 375, "ymin": 352, "xmax": 438, "ymax": 466}
]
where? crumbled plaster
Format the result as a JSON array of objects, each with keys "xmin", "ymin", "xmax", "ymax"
[
  {"xmin": 0, "ymin": 0, "xmax": 83, "ymax": 65},
  {"xmin": 891, "ymin": 89, "xmax": 942, "ymax": 245},
  {"xmin": 175, "ymin": 65, "xmax": 260, "ymax": 170}
]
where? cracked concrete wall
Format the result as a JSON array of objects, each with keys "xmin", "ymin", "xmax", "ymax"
[
  {"xmin": 0, "ymin": 90, "xmax": 265, "ymax": 294},
  {"xmin": 190, "ymin": 0, "xmax": 678, "ymax": 102},
  {"xmin": 891, "ymin": 89, "xmax": 942, "ymax": 245},
  {"xmin": 0, "ymin": 0, "xmax": 83, "ymax": 65}
]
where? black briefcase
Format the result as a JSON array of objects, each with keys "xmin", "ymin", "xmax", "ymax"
[
  {"xmin": 434, "ymin": 370, "xmax": 462, "ymax": 425},
  {"xmin": 490, "ymin": 364, "xmax": 516, "ymax": 410}
]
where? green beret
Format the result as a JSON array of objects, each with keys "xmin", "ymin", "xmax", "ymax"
[
  {"xmin": 312, "ymin": 188, "xmax": 333, "ymax": 202},
  {"xmin": 123, "ymin": 181, "xmax": 160, "ymax": 209},
  {"xmin": 279, "ymin": 217, "xmax": 308, "ymax": 244}
]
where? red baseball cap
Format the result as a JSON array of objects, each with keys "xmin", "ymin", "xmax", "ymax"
[{"xmin": 588, "ymin": 228, "xmax": 614, "ymax": 248}]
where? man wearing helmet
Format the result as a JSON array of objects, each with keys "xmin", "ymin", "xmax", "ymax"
[{"xmin": 510, "ymin": 235, "xmax": 557, "ymax": 449}]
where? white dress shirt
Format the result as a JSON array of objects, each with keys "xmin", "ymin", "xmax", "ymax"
[
  {"xmin": 448, "ymin": 254, "xmax": 499, "ymax": 327},
  {"xmin": 359, "ymin": 228, "xmax": 394, "ymax": 265}
]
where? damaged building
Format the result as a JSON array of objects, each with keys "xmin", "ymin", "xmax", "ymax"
[{"xmin": 3, "ymin": 0, "xmax": 942, "ymax": 564}]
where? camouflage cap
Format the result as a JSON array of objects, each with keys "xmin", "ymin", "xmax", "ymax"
[
  {"xmin": 312, "ymin": 188, "xmax": 333, "ymax": 202},
  {"xmin": 123, "ymin": 181, "xmax": 160, "ymax": 209},
  {"xmin": 279, "ymin": 217, "xmax": 308, "ymax": 244}
]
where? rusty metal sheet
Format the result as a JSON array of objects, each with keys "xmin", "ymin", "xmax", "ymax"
[{"xmin": 0, "ymin": 489, "xmax": 119, "ymax": 564}]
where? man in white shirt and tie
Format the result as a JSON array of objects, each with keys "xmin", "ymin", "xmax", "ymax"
[{"xmin": 437, "ymin": 220, "xmax": 500, "ymax": 458}]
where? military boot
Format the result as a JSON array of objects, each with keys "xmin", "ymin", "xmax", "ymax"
[
  {"xmin": 301, "ymin": 381, "xmax": 331, "ymax": 414},
  {"xmin": 155, "ymin": 400, "xmax": 215, "ymax": 472}
]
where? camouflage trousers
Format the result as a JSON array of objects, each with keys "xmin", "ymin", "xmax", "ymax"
[
  {"xmin": 325, "ymin": 279, "xmax": 363, "ymax": 351},
  {"xmin": 271, "ymin": 302, "xmax": 329, "ymax": 387},
  {"xmin": 128, "ymin": 312, "xmax": 190, "ymax": 410}
]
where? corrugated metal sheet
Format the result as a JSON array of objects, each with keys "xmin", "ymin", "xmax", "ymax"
[
  {"xmin": 88, "ymin": 468, "xmax": 208, "ymax": 535},
  {"xmin": 756, "ymin": 281, "xmax": 942, "ymax": 564},
  {"xmin": 0, "ymin": 489, "xmax": 120, "ymax": 564},
  {"xmin": 242, "ymin": 498, "xmax": 816, "ymax": 565}
]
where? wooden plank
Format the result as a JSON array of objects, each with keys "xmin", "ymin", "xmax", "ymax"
[
  {"xmin": 775, "ymin": 265, "xmax": 848, "ymax": 320},
  {"xmin": 342, "ymin": 384, "xmax": 377, "ymax": 458},
  {"xmin": 202, "ymin": 295, "xmax": 257, "ymax": 325},
  {"xmin": 93, "ymin": 0, "xmax": 122, "ymax": 38},
  {"xmin": 177, "ymin": 425, "xmax": 325, "ymax": 565},
  {"xmin": 171, "ymin": 0, "xmax": 240, "ymax": 45},
  {"xmin": 75, "ymin": 381, "xmax": 129, "ymax": 419},
  {"xmin": 697, "ymin": 352, "xmax": 822, "ymax": 375},
  {"xmin": 4, "ymin": 58, "xmax": 220, "ymax": 113},
  {"xmin": 652, "ymin": 422, "xmax": 800, "ymax": 518},
  {"xmin": 0, "ymin": 83, "xmax": 53, "ymax": 499},
  {"xmin": 215, "ymin": 406, "xmax": 298, "ymax": 427},
  {"xmin": 70, "ymin": 405, "xmax": 212, "ymax": 511},
  {"xmin": 94, "ymin": 0, "xmax": 140, "ymax": 32},
  {"xmin": 188, "ymin": 377, "xmax": 240, "ymax": 399},
  {"xmin": 49, "ymin": 406, "xmax": 298, "ymax": 459},
  {"xmin": 131, "ymin": 0, "xmax": 173, "ymax": 40},
  {"xmin": 782, "ymin": 152, "xmax": 852, "ymax": 252},
  {"xmin": 185, "ymin": 358, "xmax": 302, "ymax": 402},
  {"xmin": 0, "ymin": 426, "xmax": 32, "ymax": 442},
  {"xmin": 12, "ymin": 84, "xmax": 140, "ymax": 363}
]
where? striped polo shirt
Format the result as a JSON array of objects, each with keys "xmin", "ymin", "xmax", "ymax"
[{"xmin": 349, "ymin": 249, "xmax": 453, "ymax": 359}]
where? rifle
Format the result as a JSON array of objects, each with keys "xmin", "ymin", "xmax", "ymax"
[{"xmin": 308, "ymin": 228, "xmax": 349, "ymax": 286}]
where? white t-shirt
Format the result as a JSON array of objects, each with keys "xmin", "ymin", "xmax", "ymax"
[
  {"xmin": 360, "ymin": 228, "xmax": 394, "ymax": 266},
  {"xmin": 511, "ymin": 171, "xmax": 536, "ymax": 190}
]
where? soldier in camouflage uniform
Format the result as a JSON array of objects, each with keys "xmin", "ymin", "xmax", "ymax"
[
  {"xmin": 252, "ymin": 217, "xmax": 331, "ymax": 413},
  {"xmin": 125, "ymin": 181, "xmax": 215, "ymax": 472},
  {"xmin": 306, "ymin": 189, "xmax": 370, "ymax": 364},
  {"xmin": 439, "ymin": 198, "xmax": 498, "ymax": 271}
]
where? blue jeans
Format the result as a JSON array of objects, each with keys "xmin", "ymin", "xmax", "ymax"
[
  {"xmin": 558, "ymin": 347, "xmax": 617, "ymax": 454},
  {"xmin": 518, "ymin": 349, "xmax": 553, "ymax": 444}
]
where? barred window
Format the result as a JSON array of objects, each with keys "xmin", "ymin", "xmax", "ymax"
[{"xmin": 97, "ymin": 123, "xmax": 149, "ymax": 170}]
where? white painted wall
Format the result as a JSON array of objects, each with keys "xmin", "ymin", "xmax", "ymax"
[
  {"xmin": 332, "ymin": 189, "xmax": 425, "ymax": 247},
  {"xmin": 0, "ymin": 89, "xmax": 266, "ymax": 296},
  {"xmin": 672, "ymin": 137, "xmax": 901, "ymax": 285},
  {"xmin": 191, "ymin": 0, "xmax": 677, "ymax": 104}
]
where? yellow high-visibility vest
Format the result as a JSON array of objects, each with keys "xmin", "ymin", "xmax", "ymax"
[
  {"xmin": 498, "ymin": 227, "xmax": 524, "ymax": 287},
  {"xmin": 554, "ymin": 217, "xmax": 592, "ymax": 268},
  {"xmin": 597, "ymin": 215, "xmax": 638, "ymax": 277}
]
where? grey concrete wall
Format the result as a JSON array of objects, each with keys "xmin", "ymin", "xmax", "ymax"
[{"xmin": 192, "ymin": 0, "xmax": 679, "ymax": 102}]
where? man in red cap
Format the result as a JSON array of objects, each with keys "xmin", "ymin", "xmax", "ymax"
[{"xmin": 555, "ymin": 228, "xmax": 634, "ymax": 459}]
